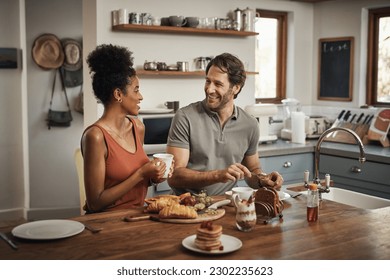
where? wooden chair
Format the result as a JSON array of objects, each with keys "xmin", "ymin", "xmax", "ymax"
[{"xmin": 74, "ymin": 148, "xmax": 86, "ymax": 215}]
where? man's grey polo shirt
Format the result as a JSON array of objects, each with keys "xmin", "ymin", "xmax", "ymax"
[{"xmin": 167, "ymin": 99, "xmax": 259, "ymax": 195}]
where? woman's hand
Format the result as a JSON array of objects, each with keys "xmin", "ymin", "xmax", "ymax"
[{"xmin": 141, "ymin": 159, "xmax": 167, "ymax": 184}]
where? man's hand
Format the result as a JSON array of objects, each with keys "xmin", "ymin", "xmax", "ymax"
[
  {"xmin": 257, "ymin": 171, "xmax": 284, "ymax": 190},
  {"xmin": 217, "ymin": 163, "xmax": 252, "ymax": 183}
]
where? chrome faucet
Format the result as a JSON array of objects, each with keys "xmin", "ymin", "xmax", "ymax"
[{"xmin": 313, "ymin": 127, "xmax": 366, "ymax": 195}]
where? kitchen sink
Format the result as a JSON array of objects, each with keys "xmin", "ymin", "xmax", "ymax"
[{"xmin": 299, "ymin": 187, "xmax": 390, "ymax": 210}]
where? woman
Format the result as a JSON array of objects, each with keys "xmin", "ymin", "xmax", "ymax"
[{"xmin": 81, "ymin": 44, "xmax": 171, "ymax": 213}]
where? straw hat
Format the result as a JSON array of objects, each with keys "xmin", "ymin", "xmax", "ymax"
[
  {"xmin": 32, "ymin": 34, "xmax": 64, "ymax": 69},
  {"xmin": 61, "ymin": 38, "xmax": 82, "ymax": 71}
]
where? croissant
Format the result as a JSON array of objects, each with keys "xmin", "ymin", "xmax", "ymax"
[
  {"xmin": 159, "ymin": 204, "xmax": 198, "ymax": 219},
  {"xmin": 144, "ymin": 195, "xmax": 180, "ymax": 205},
  {"xmin": 145, "ymin": 198, "xmax": 179, "ymax": 213}
]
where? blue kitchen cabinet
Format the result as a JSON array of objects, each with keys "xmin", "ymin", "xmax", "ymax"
[
  {"xmin": 259, "ymin": 152, "xmax": 314, "ymax": 185},
  {"xmin": 319, "ymin": 154, "xmax": 390, "ymax": 199}
]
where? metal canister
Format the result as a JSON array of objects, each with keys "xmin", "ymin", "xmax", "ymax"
[
  {"xmin": 233, "ymin": 8, "xmax": 242, "ymax": 31},
  {"xmin": 242, "ymin": 7, "xmax": 256, "ymax": 32},
  {"xmin": 194, "ymin": 57, "xmax": 209, "ymax": 70},
  {"xmin": 177, "ymin": 61, "xmax": 189, "ymax": 72}
]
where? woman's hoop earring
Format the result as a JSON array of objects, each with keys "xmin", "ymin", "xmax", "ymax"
[{"xmin": 116, "ymin": 98, "xmax": 122, "ymax": 103}]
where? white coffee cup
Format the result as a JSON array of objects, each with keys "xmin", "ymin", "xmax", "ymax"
[
  {"xmin": 153, "ymin": 153, "xmax": 174, "ymax": 178},
  {"xmin": 232, "ymin": 186, "xmax": 256, "ymax": 201}
]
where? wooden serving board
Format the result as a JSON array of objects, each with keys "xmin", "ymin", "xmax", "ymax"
[{"xmin": 156, "ymin": 208, "xmax": 225, "ymax": 224}]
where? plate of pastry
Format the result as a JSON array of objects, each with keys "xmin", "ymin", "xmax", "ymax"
[
  {"xmin": 144, "ymin": 192, "xmax": 226, "ymax": 224},
  {"xmin": 182, "ymin": 222, "xmax": 242, "ymax": 254},
  {"xmin": 182, "ymin": 234, "xmax": 242, "ymax": 254}
]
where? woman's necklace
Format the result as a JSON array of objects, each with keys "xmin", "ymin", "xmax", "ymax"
[{"xmin": 105, "ymin": 123, "xmax": 127, "ymax": 140}]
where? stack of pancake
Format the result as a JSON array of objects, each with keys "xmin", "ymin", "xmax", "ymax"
[{"xmin": 194, "ymin": 221, "xmax": 223, "ymax": 251}]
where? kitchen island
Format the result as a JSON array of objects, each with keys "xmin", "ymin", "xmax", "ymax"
[{"xmin": 1, "ymin": 194, "xmax": 389, "ymax": 260}]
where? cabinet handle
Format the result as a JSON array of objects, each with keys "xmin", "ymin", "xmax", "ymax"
[
  {"xmin": 350, "ymin": 166, "xmax": 362, "ymax": 173},
  {"xmin": 283, "ymin": 161, "xmax": 292, "ymax": 168}
]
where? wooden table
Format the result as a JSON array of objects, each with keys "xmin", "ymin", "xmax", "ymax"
[{"xmin": 1, "ymin": 195, "xmax": 390, "ymax": 260}]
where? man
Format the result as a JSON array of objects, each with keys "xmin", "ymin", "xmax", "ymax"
[{"xmin": 166, "ymin": 53, "xmax": 283, "ymax": 195}]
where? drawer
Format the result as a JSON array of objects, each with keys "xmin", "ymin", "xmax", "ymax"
[
  {"xmin": 319, "ymin": 154, "xmax": 390, "ymax": 185},
  {"xmin": 260, "ymin": 153, "xmax": 314, "ymax": 183}
]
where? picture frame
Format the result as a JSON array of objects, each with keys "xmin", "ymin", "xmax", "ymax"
[
  {"xmin": 0, "ymin": 48, "xmax": 18, "ymax": 69},
  {"xmin": 317, "ymin": 37, "xmax": 354, "ymax": 101}
]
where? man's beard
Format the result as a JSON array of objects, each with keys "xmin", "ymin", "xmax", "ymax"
[{"xmin": 206, "ymin": 88, "xmax": 235, "ymax": 112}]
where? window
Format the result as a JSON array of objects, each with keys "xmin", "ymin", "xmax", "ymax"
[
  {"xmin": 255, "ymin": 10, "xmax": 287, "ymax": 103},
  {"xmin": 367, "ymin": 7, "xmax": 390, "ymax": 106}
]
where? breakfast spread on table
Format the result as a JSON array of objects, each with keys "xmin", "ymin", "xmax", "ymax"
[{"xmin": 142, "ymin": 191, "xmax": 225, "ymax": 223}]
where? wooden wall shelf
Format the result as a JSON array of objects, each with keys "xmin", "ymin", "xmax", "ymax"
[
  {"xmin": 137, "ymin": 70, "xmax": 258, "ymax": 77},
  {"xmin": 112, "ymin": 24, "xmax": 258, "ymax": 37}
]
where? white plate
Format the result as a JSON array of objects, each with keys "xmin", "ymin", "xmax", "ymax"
[
  {"xmin": 277, "ymin": 191, "xmax": 291, "ymax": 201},
  {"xmin": 139, "ymin": 108, "xmax": 173, "ymax": 114},
  {"xmin": 182, "ymin": 234, "xmax": 242, "ymax": 255},
  {"xmin": 12, "ymin": 219, "xmax": 85, "ymax": 240}
]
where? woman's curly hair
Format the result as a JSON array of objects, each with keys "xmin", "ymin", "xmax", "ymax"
[{"xmin": 86, "ymin": 44, "xmax": 136, "ymax": 105}]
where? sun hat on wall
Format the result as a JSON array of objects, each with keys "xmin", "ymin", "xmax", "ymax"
[
  {"xmin": 61, "ymin": 38, "xmax": 82, "ymax": 71},
  {"xmin": 32, "ymin": 33, "xmax": 64, "ymax": 69}
]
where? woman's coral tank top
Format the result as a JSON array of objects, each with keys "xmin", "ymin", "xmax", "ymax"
[{"xmin": 88, "ymin": 117, "xmax": 149, "ymax": 212}]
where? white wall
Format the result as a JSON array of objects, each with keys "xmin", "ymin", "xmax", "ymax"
[
  {"xmin": 24, "ymin": 0, "xmax": 84, "ymax": 219},
  {"xmin": 0, "ymin": 0, "xmax": 26, "ymax": 221},
  {"xmin": 83, "ymin": 0, "xmax": 315, "ymax": 119},
  {"xmin": 1, "ymin": 0, "xmax": 389, "ymax": 222},
  {"xmin": 312, "ymin": 0, "xmax": 390, "ymax": 108}
]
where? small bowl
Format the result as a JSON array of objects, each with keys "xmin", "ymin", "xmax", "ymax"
[
  {"xmin": 185, "ymin": 17, "xmax": 199, "ymax": 28},
  {"xmin": 169, "ymin": 15, "xmax": 186, "ymax": 27},
  {"xmin": 167, "ymin": 65, "xmax": 178, "ymax": 71},
  {"xmin": 160, "ymin": 17, "xmax": 170, "ymax": 26}
]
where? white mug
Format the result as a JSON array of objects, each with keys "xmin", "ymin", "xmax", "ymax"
[{"xmin": 153, "ymin": 153, "xmax": 174, "ymax": 178}]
